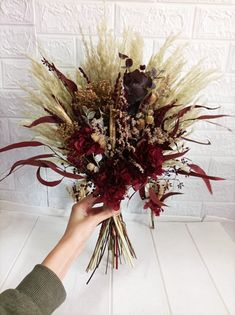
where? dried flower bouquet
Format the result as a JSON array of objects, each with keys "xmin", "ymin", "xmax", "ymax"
[{"xmin": 0, "ymin": 23, "xmax": 228, "ymax": 281}]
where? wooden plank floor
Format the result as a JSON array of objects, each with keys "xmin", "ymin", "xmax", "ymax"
[{"xmin": 0, "ymin": 211, "xmax": 234, "ymax": 315}]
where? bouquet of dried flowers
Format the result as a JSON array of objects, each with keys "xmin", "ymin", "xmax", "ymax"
[{"xmin": 0, "ymin": 23, "xmax": 228, "ymax": 281}]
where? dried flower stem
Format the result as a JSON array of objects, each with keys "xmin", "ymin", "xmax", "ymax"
[
  {"xmin": 86, "ymin": 214, "xmax": 136, "ymax": 280},
  {"xmin": 109, "ymin": 105, "xmax": 116, "ymax": 150},
  {"xmin": 150, "ymin": 210, "xmax": 155, "ymax": 229}
]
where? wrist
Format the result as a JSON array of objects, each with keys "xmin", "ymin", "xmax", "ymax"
[{"xmin": 42, "ymin": 236, "xmax": 85, "ymax": 280}]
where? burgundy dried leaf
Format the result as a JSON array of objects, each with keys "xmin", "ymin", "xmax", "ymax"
[
  {"xmin": 0, "ymin": 155, "xmax": 84, "ymax": 183},
  {"xmin": 192, "ymin": 114, "xmax": 230, "ymax": 121},
  {"xmin": 189, "ymin": 164, "xmax": 213, "ymax": 194},
  {"xmin": 149, "ymin": 187, "xmax": 166, "ymax": 207},
  {"xmin": 0, "ymin": 154, "xmax": 55, "ymax": 182},
  {"xmin": 178, "ymin": 167, "xmax": 225, "ymax": 195},
  {"xmin": 78, "ymin": 67, "xmax": 91, "ymax": 84},
  {"xmin": 204, "ymin": 120, "xmax": 233, "ymax": 132},
  {"xmin": 38, "ymin": 160, "xmax": 84, "ymax": 180},
  {"xmin": 36, "ymin": 167, "xmax": 63, "ymax": 187},
  {"xmin": 24, "ymin": 116, "xmax": 63, "ymax": 128},
  {"xmin": 161, "ymin": 192, "xmax": 183, "ymax": 202},
  {"xmin": 163, "ymin": 149, "xmax": 189, "ymax": 162},
  {"xmin": 0, "ymin": 141, "xmax": 45, "ymax": 154},
  {"xmin": 139, "ymin": 185, "xmax": 146, "ymax": 200},
  {"xmin": 182, "ymin": 137, "xmax": 211, "ymax": 145},
  {"xmin": 42, "ymin": 57, "xmax": 77, "ymax": 94},
  {"xmin": 172, "ymin": 104, "xmax": 221, "ymax": 121},
  {"xmin": 118, "ymin": 52, "xmax": 129, "ymax": 59},
  {"xmin": 155, "ymin": 103, "xmax": 179, "ymax": 127},
  {"xmin": 169, "ymin": 119, "xmax": 180, "ymax": 138}
]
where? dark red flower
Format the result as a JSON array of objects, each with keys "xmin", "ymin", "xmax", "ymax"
[
  {"xmin": 133, "ymin": 141, "xmax": 164, "ymax": 179},
  {"xmin": 144, "ymin": 200, "xmax": 162, "ymax": 216},
  {"xmin": 66, "ymin": 126, "xmax": 104, "ymax": 170},
  {"xmin": 71, "ymin": 127, "xmax": 103, "ymax": 155},
  {"xmin": 93, "ymin": 159, "xmax": 128, "ymax": 210}
]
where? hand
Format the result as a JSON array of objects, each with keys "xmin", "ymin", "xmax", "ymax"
[
  {"xmin": 63, "ymin": 194, "xmax": 119, "ymax": 250},
  {"xmin": 42, "ymin": 194, "xmax": 119, "ymax": 280}
]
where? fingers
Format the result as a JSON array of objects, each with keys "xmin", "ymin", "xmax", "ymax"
[
  {"xmin": 89, "ymin": 205, "xmax": 120, "ymax": 222},
  {"xmin": 73, "ymin": 193, "xmax": 100, "ymax": 211}
]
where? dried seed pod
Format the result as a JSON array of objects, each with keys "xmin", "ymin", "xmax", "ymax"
[
  {"xmin": 91, "ymin": 132, "xmax": 100, "ymax": 142},
  {"xmin": 93, "ymin": 166, "xmax": 99, "ymax": 173},
  {"xmin": 87, "ymin": 163, "xmax": 96, "ymax": 171},
  {"xmin": 136, "ymin": 118, "xmax": 145, "ymax": 130},
  {"xmin": 149, "ymin": 93, "xmax": 157, "ymax": 105},
  {"xmin": 146, "ymin": 115, "xmax": 154, "ymax": 125}
]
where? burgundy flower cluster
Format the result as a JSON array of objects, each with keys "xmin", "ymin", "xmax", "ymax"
[
  {"xmin": 68, "ymin": 132, "xmax": 164, "ymax": 210},
  {"xmin": 67, "ymin": 126, "xmax": 104, "ymax": 170}
]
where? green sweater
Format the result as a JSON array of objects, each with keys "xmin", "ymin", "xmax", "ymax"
[{"xmin": 0, "ymin": 265, "xmax": 66, "ymax": 315}]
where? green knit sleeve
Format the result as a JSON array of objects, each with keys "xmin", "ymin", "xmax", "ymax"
[{"xmin": 0, "ymin": 264, "xmax": 66, "ymax": 315}]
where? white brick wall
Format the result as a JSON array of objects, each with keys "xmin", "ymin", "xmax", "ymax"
[{"xmin": 0, "ymin": 0, "xmax": 234, "ymax": 219}]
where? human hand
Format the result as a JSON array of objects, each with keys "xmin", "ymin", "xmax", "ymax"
[
  {"xmin": 63, "ymin": 194, "xmax": 120, "ymax": 249},
  {"xmin": 42, "ymin": 194, "xmax": 120, "ymax": 280}
]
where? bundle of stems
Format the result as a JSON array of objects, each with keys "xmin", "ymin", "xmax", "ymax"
[{"xmin": 86, "ymin": 213, "xmax": 136, "ymax": 283}]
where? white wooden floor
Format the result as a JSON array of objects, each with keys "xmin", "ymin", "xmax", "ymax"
[{"xmin": 0, "ymin": 210, "xmax": 235, "ymax": 315}]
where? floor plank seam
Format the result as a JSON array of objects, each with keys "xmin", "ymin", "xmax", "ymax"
[
  {"xmin": 150, "ymin": 229, "xmax": 173, "ymax": 315},
  {"xmin": 185, "ymin": 223, "xmax": 231, "ymax": 315},
  {"xmin": 0, "ymin": 216, "xmax": 40, "ymax": 291}
]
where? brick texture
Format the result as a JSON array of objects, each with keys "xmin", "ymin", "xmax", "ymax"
[{"xmin": 0, "ymin": 0, "xmax": 234, "ymax": 219}]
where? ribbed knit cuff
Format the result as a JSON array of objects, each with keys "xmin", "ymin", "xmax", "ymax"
[{"xmin": 16, "ymin": 264, "xmax": 66, "ymax": 315}]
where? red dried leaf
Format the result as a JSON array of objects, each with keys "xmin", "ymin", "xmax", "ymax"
[
  {"xmin": 192, "ymin": 114, "xmax": 230, "ymax": 121},
  {"xmin": 0, "ymin": 156, "xmax": 84, "ymax": 183},
  {"xmin": 163, "ymin": 149, "xmax": 189, "ymax": 161},
  {"xmin": 182, "ymin": 137, "xmax": 211, "ymax": 145},
  {"xmin": 155, "ymin": 103, "xmax": 179, "ymax": 127},
  {"xmin": 178, "ymin": 166, "xmax": 224, "ymax": 194},
  {"xmin": 149, "ymin": 187, "xmax": 165, "ymax": 207},
  {"xmin": 0, "ymin": 154, "xmax": 54, "ymax": 181},
  {"xmin": 194, "ymin": 105, "xmax": 220, "ymax": 110},
  {"xmin": 0, "ymin": 141, "xmax": 44, "ymax": 153},
  {"xmin": 36, "ymin": 167, "xmax": 63, "ymax": 187},
  {"xmin": 178, "ymin": 169, "xmax": 224, "ymax": 181},
  {"xmin": 176, "ymin": 105, "xmax": 220, "ymax": 119},
  {"xmin": 204, "ymin": 120, "xmax": 233, "ymax": 132},
  {"xmin": 118, "ymin": 52, "xmax": 129, "ymax": 59},
  {"xmin": 42, "ymin": 58, "xmax": 77, "ymax": 93},
  {"xmin": 24, "ymin": 116, "xmax": 62, "ymax": 128},
  {"xmin": 139, "ymin": 185, "xmax": 146, "ymax": 200},
  {"xmin": 78, "ymin": 67, "xmax": 91, "ymax": 84},
  {"xmin": 36, "ymin": 160, "xmax": 84, "ymax": 180},
  {"xmin": 161, "ymin": 192, "xmax": 183, "ymax": 202},
  {"xmin": 189, "ymin": 164, "xmax": 212, "ymax": 193},
  {"xmin": 169, "ymin": 119, "xmax": 180, "ymax": 137}
]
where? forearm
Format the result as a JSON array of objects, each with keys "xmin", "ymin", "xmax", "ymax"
[{"xmin": 42, "ymin": 234, "xmax": 86, "ymax": 280}]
